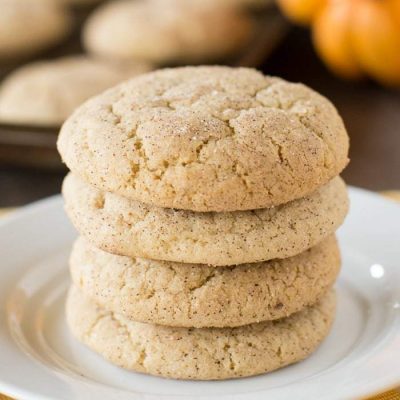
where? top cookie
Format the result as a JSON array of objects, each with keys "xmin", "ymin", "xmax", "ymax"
[
  {"xmin": 58, "ymin": 66, "xmax": 349, "ymax": 212},
  {"xmin": 83, "ymin": 0, "xmax": 253, "ymax": 64}
]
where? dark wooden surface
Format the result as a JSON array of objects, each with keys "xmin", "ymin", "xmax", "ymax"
[{"xmin": 1, "ymin": 27, "xmax": 399, "ymax": 207}]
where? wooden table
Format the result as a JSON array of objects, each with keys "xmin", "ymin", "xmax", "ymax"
[{"xmin": 0, "ymin": 28, "xmax": 399, "ymax": 206}]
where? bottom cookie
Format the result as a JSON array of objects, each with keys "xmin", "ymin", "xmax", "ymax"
[{"xmin": 66, "ymin": 286, "xmax": 336, "ymax": 380}]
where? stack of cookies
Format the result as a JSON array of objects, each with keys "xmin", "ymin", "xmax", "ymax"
[{"xmin": 58, "ymin": 66, "xmax": 349, "ymax": 380}]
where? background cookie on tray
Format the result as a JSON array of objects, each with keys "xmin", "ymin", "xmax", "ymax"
[
  {"xmin": 0, "ymin": 56, "xmax": 151, "ymax": 126},
  {"xmin": 0, "ymin": 0, "xmax": 72, "ymax": 60},
  {"xmin": 82, "ymin": 0, "xmax": 254, "ymax": 64}
]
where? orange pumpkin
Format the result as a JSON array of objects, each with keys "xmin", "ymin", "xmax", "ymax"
[{"xmin": 278, "ymin": 0, "xmax": 400, "ymax": 86}]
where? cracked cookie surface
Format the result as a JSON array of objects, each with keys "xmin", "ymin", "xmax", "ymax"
[
  {"xmin": 70, "ymin": 235, "xmax": 340, "ymax": 328},
  {"xmin": 67, "ymin": 286, "xmax": 335, "ymax": 380},
  {"xmin": 58, "ymin": 66, "xmax": 349, "ymax": 212},
  {"xmin": 63, "ymin": 173, "xmax": 348, "ymax": 265}
]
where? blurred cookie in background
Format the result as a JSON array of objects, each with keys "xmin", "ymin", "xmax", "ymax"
[
  {"xmin": 0, "ymin": 0, "xmax": 72, "ymax": 61},
  {"xmin": 0, "ymin": 56, "xmax": 151, "ymax": 127},
  {"xmin": 83, "ymin": 0, "xmax": 254, "ymax": 65}
]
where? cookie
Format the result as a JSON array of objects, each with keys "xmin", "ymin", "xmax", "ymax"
[
  {"xmin": 82, "ymin": 0, "xmax": 253, "ymax": 64},
  {"xmin": 70, "ymin": 235, "xmax": 340, "ymax": 328},
  {"xmin": 62, "ymin": 173, "xmax": 348, "ymax": 266},
  {"xmin": 67, "ymin": 286, "xmax": 336, "ymax": 380},
  {"xmin": 0, "ymin": 0, "xmax": 71, "ymax": 60},
  {"xmin": 58, "ymin": 66, "xmax": 349, "ymax": 212},
  {"xmin": 0, "ymin": 56, "xmax": 151, "ymax": 127}
]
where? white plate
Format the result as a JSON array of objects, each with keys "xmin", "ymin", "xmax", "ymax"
[{"xmin": 0, "ymin": 187, "xmax": 399, "ymax": 400}]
